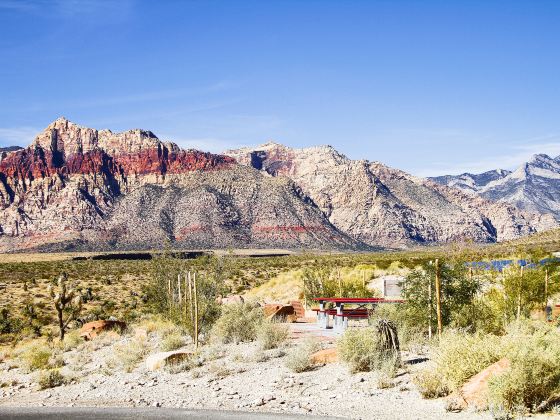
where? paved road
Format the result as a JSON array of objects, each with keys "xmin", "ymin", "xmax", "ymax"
[{"xmin": 0, "ymin": 407, "xmax": 337, "ymax": 420}]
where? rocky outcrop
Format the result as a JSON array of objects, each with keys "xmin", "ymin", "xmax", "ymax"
[
  {"xmin": 431, "ymin": 154, "xmax": 560, "ymax": 221},
  {"xmin": 226, "ymin": 143, "xmax": 557, "ymax": 247},
  {"xmin": 0, "ymin": 119, "xmax": 364, "ymax": 252}
]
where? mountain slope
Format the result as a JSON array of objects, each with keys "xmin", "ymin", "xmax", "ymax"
[
  {"xmin": 431, "ymin": 154, "xmax": 560, "ymax": 220},
  {"xmin": 430, "ymin": 169, "xmax": 511, "ymax": 194},
  {"xmin": 225, "ymin": 143, "xmax": 557, "ymax": 247},
  {"xmin": 0, "ymin": 119, "xmax": 364, "ymax": 252}
]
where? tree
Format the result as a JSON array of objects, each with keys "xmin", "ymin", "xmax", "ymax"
[
  {"xmin": 400, "ymin": 259, "xmax": 479, "ymax": 335},
  {"xmin": 47, "ymin": 273, "xmax": 82, "ymax": 341}
]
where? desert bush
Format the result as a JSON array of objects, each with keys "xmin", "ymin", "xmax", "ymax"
[
  {"xmin": 38, "ymin": 369, "xmax": 66, "ymax": 389},
  {"xmin": 146, "ymin": 255, "xmax": 226, "ymax": 343},
  {"xmin": 285, "ymin": 338, "xmax": 320, "ymax": 373},
  {"xmin": 113, "ymin": 336, "xmax": 150, "ymax": 372},
  {"xmin": 488, "ymin": 322, "xmax": 560, "ymax": 414},
  {"xmin": 257, "ymin": 320, "xmax": 289, "ymax": 350},
  {"xmin": 211, "ymin": 303, "xmax": 263, "ymax": 344},
  {"xmin": 338, "ymin": 320, "xmax": 400, "ymax": 373},
  {"xmin": 18, "ymin": 342, "xmax": 53, "ymax": 372},
  {"xmin": 0, "ymin": 308, "xmax": 23, "ymax": 335},
  {"xmin": 413, "ymin": 368, "xmax": 449, "ymax": 398},
  {"xmin": 433, "ymin": 330, "xmax": 501, "ymax": 392},
  {"xmin": 161, "ymin": 332, "xmax": 185, "ymax": 351}
]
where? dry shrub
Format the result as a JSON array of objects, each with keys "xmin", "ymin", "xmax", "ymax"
[
  {"xmin": 285, "ymin": 338, "xmax": 320, "ymax": 373},
  {"xmin": 17, "ymin": 342, "xmax": 56, "ymax": 372},
  {"xmin": 161, "ymin": 332, "xmax": 185, "ymax": 351},
  {"xmin": 38, "ymin": 369, "xmax": 66, "ymax": 389},
  {"xmin": 113, "ymin": 336, "xmax": 150, "ymax": 372},
  {"xmin": 211, "ymin": 303, "xmax": 263, "ymax": 344},
  {"xmin": 257, "ymin": 320, "xmax": 289, "ymax": 350},
  {"xmin": 337, "ymin": 322, "xmax": 400, "ymax": 374},
  {"xmin": 413, "ymin": 368, "xmax": 449, "ymax": 399}
]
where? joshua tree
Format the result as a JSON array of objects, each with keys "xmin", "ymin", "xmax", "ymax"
[{"xmin": 47, "ymin": 273, "xmax": 82, "ymax": 341}]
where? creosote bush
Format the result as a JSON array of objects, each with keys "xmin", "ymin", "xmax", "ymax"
[
  {"xmin": 211, "ymin": 303, "xmax": 263, "ymax": 344},
  {"xmin": 17, "ymin": 342, "xmax": 56, "ymax": 372},
  {"xmin": 113, "ymin": 336, "xmax": 150, "ymax": 373},
  {"xmin": 38, "ymin": 369, "xmax": 66, "ymax": 389},
  {"xmin": 257, "ymin": 320, "xmax": 289, "ymax": 350},
  {"xmin": 161, "ymin": 332, "xmax": 185, "ymax": 351},
  {"xmin": 338, "ymin": 320, "xmax": 400, "ymax": 374},
  {"xmin": 285, "ymin": 338, "xmax": 320, "ymax": 373}
]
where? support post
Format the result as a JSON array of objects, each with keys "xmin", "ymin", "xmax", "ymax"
[
  {"xmin": 193, "ymin": 271, "xmax": 199, "ymax": 348},
  {"xmin": 435, "ymin": 259, "xmax": 442, "ymax": 339}
]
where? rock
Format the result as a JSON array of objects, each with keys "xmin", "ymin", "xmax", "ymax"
[
  {"xmin": 79, "ymin": 320, "xmax": 126, "ymax": 341},
  {"xmin": 218, "ymin": 295, "xmax": 244, "ymax": 305},
  {"xmin": 152, "ymin": 401, "xmax": 161, "ymax": 407},
  {"xmin": 145, "ymin": 351, "xmax": 192, "ymax": 371},
  {"xmin": 263, "ymin": 304, "xmax": 296, "ymax": 321},
  {"xmin": 450, "ymin": 358, "xmax": 511, "ymax": 411},
  {"xmin": 310, "ymin": 348, "xmax": 338, "ymax": 364},
  {"xmin": 252, "ymin": 398, "xmax": 265, "ymax": 407}
]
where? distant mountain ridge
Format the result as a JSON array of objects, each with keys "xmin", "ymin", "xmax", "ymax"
[
  {"xmin": 0, "ymin": 118, "xmax": 363, "ymax": 252},
  {"xmin": 225, "ymin": 143, "xmax": 557, "ymax": 247},
  {"xmin": 0, "ymin": 118, "xmax": 557, "ymax": 252},
  {"xmin": 430, "ymin": 154, "xmax": 560, "ymax": 220}
]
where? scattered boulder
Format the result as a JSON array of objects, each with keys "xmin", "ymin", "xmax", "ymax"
[
  {"xmin": 217, "ymin": 295, "xmax": 245, "ymax": 305},
  {"xmin": 310, "ymin": 348, "xmax": 338, "ymax": 364},
  {"xmin": 145, "ymin": 351, "xmax": 192, "ymax": 371},
  {"xmin": 450, "ymin": 358, "xmax": 510, "ymax": 410},
  {"xmin": 264, "ymin": 303, "xmax": 296, "ymax": 321},
  {"xmin": 79, "ymin": 320, "xmax": 127, "ymax": 341}
]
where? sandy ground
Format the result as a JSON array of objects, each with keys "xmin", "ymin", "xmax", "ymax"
[{"xmin": 0, "ymin": 322, "xmax": 491, "ymax": 420}]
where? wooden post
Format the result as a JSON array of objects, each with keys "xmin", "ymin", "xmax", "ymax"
[
  {"xmin": 517, "ymin": 264, "xmax": 524, "ymax": 321},
  {"xmin": 193, "ymin": 271, "xmax": 199, "ymax": 348},
  {"xmin": 545, "ymin": 267, "xmax": 549, "ymax": 310},
  {"xmin": 177, "ymin": 274, "xmax": 182, "ymax": 304},
  {"xmin": 428, "ymin": 270, "xmax": 432, "ymax": 339},
  {"xmin": 337, "ymin": 267, "xmax": 342, "ymax": 296},
  {"xmin": 435, "ymin": 259, "xmax": 442, "ymax": 339}
]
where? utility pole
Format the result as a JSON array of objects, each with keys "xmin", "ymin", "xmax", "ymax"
[{"xmin": 435, "ymin": 259, "xmax": 442, "ymax": 339}]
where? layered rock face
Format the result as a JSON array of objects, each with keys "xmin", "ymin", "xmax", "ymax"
[
  {"xmin": 225, "ymin": 143, "xmax": 557, "ymax": 247},
  {"xmin": 0, "ymin": 119, "xmax": 362, "ymax": 252},
  {"xmin": 431, "ymin": 154, "xmax": 560, "ymax": 220}
]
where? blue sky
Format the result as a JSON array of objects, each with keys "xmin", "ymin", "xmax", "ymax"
[{"xmin": 1, "ymin": 0, "xmax": 560, "ymax": 176}]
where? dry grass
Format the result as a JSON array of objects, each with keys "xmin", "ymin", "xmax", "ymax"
[{"xmin": 113, "ymin": 336, "xmax": 151, "ymax": 372}]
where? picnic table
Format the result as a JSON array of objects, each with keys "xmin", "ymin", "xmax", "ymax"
[{"xmin": 312, "ymin": 297, "xmax": 405, "ymax": 332}]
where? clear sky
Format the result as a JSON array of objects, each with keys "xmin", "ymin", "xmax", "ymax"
[{"xmin": 1, "ymin": 0, "xmax": 560, "ymax": 176}]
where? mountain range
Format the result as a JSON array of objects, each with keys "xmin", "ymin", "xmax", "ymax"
[
  {"xmin": 431, "ymin": 154, "xmax": 560, "ymax": 220},
  {"xmin": 0, "ymin": 118, "xmax": 557, "ymax": 252}
]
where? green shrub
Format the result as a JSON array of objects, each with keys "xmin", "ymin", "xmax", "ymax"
[
  {"xmin": 257, "ymin": 321, "xmax": 289, "ymax": 350},
  {"xmin": 19, "ymin": 343, "xmax": 53, "ymax": 372},
  {"xmin": 488, "ymin": 323, "xmax": 560, "ymax": 413},
  {"xmin": 285, "ymin": 338, "xmax": 320, "ymax": 373},
  {"xmin": 38, "ymin": 369, "xmax": 65, "ymax": 389},
  {"xmin": 211, "ymin": 303, "xmax": 263, "ymax": 344},
  {"xmin": 432, "ymin": 330, "xmax": 501, "ymax": 392}
]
